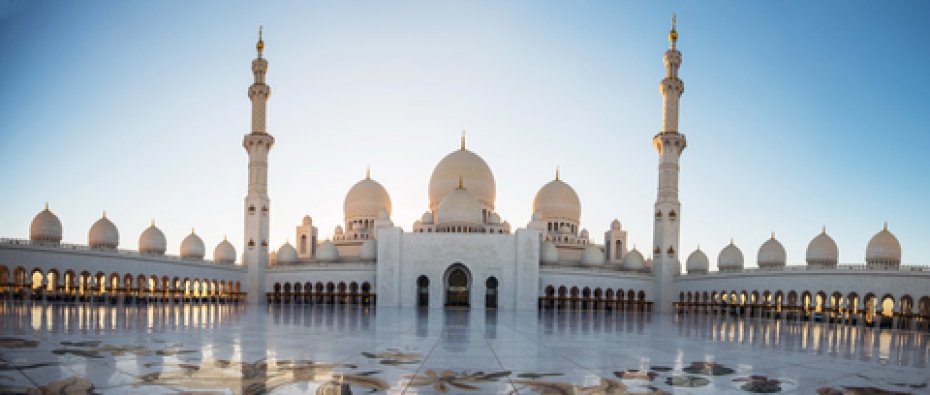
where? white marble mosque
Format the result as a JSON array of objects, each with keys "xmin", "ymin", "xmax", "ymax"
[
  {"xmin": 2, "ymin": 21, "xmax": 930, "ymax": 322},
  {"xmin": 3, "ymin": 19, "xmax": 930, "ymax": 395}
]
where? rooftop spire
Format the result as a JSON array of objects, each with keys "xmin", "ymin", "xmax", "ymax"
[
  {"xmin": 669, "ymin": 14, "xmax": 678, "ymax": 48},
  {"xmin": 457, "ymin": 176, "xmax": 464, "ymax": 189},
  {"xmin": 256, "ymin": 25, "xmax": 264, "ymax": 58},
  {"xmin": 460, "ymin": 130, "xmax": 466, "ymax": 150},
  {"xmin": 555, "ymin": 165, "xmax": 560, "ymax": 181},
  {"xmin": 366, "ymin": 165, "xmax": 371, "ymax": 180}
]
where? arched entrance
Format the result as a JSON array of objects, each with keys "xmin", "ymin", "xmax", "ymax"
[
  {"xmin": 485, "ymin": 277, "xmax": 498, "ymax": 309},
  {"xmin": 417, "ymin": 275, "xmax": 430, "ymax": 307},
  {"xmin": 444, "ymin": 264, "xmax": 471, "ymax": 308}
]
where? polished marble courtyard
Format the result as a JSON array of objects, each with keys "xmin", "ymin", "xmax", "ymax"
[{"xmin": 1, "ymin": 303, "xmax": 928, "ymax": 394}]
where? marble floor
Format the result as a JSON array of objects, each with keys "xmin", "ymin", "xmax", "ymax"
[{"xmin": 0, "ymin": 303, "xmax": 928, "ymax": 394}]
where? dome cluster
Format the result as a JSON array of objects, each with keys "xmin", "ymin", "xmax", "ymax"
[
  {"xmin": 27, "ymin": 205, "xmax": 236, "ymax": 264},
  {"xmin": 684, "ymin": 224, "xmax": 905, "ymax": 274}
]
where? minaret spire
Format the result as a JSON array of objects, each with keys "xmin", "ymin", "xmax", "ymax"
[
  {"xmin": 243, "ymin": 26, "xmax": 274, "ymax": 305},
  {"xmin": 460, "ymin": 130, "xmax": 466, "ymax": 150},
  {"xmin": 652, "ymin": 17, "xmax": 687, "ymax": 314}
]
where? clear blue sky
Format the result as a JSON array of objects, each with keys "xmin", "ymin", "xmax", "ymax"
[{"xmin": 1, "ymin": 1, "xmax": 928, "ymax": 268}]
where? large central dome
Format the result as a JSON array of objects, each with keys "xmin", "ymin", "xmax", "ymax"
[{"xmin": 428, "ymin": 139, "xmax": 495, "ymax": 212}]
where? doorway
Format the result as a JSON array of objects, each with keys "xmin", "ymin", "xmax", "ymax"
[
  {"xmin": 444, "ymin": 264, "xmax": 471, "ymax": 308},
  {"xmin": 417, "ymin": 275, "xmax": 429, "ymax": 307},
  {"xmin": 485, "ymin": 277, "xmax": 498, "ymax": 309}
]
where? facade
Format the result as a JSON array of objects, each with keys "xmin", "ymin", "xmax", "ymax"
[{"xmin": 1, "ymin": 22, "xmax": 928, "ymax": 326}]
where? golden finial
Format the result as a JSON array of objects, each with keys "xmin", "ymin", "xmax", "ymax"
[
  {"xmin": 770, "ymin": 231, "xmax": 776, "ymax": 240},
  {"xmin": 729, "ymin": 237, "xmax": 734, "ymax": 245},
  {"xmin": 102, "ymin": 210, "xmax": 107, "ymax": 219},
  {"xmin": 555, "ymin": 165, "xmax": 560, "ymax": 181},
  {"xmin": 883, "ymin": 221, "xmax": 888, "ymax": 231},
  {"xmin": 821, "ymin": 225, "xmax": 826, "ymax": 234},
  {"xmin": 460, "ymin": 130, "xmax": 466, "ymax": 150},
  {"xmin": 192, "ymin": 227, "xmax": 196, "ymax": 234},
  {"xmin": 669, "ymin": 14, "xmax": 678, "ymax": 46},
  {"xmin": 366, "ymin": 165, "xmax": 371, "ymax": 180},
  {"xmin": 151, "ymin": 219, "xmax": 155, "ymax": 226},
  {"xmin": 224, "ymin": 234, "xmax": 228, "ymax": 241},
  {"xmin": 256, "ymin": 25, "xmax": 265, "ymax": 57},
  {"xmin": 457, "ymin": 176, "xmax": 464, "ymax": 189}
]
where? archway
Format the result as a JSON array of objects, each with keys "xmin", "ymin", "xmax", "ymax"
[
  {"xmin": 485, "ymin": 277, "xmax": 498, "ymax": 309},
  {"xmin": 417, "ymin": 275, "xmax": 429, "ymax": 307},
  {"xmin": 444, "ymin": 264, "xmax": 471, "ymax": 308}
]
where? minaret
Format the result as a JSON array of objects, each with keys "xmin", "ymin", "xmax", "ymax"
[
  {"xmin": 243, "ymin": 27, "xmax": 274, "ymax": 305},
  {"xmin": 652, "ymin": 16, "xmax": 687, "ymax": 314}
]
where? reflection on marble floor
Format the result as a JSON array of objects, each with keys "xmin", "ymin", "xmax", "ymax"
[{"xmin": 1, "ymin": 303, "xmax": 928, "ymax": 394}]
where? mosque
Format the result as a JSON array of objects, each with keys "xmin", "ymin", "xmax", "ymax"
[{"xmin": 2, "ymin": 21, "xmax": 929, "ymax": 329}]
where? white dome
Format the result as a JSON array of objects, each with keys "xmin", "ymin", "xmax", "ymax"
[
  {"xmin": 344, "ymin": 175, "xmax": 392, "ymax": 221},
  {"xmin": 541, "ymin": 242, "xmax": 559, "ymax": 264},
  {"xmin": 579, "ymin": 228, "xmax": 589, "ymax": 240},
  {"xmin": 718, "ymin": 241, "xmax": 744, "ymax": 271},
  {"xmin": 581, "ymin": 244, "xmax": 605, "ymax": 265},
  {"xmin": 360, "ymin": 239, "xmax": 377, "ymax": 260},
  {"xmin": 180, "ymin": 231, "xmax": 205, "ymax": 260},
  {"xmin": 213, "ymin": 238, "xmax": 236, "ymax": 264},
  {"xmin": 806, "ymin": 228, "xmax": 838, "ymax": 266},
  {"xmin": 757, "ymin": 234, "xmax": 786, "ymax": 268},
  {"xmin": 866, "ymin": 223, "xmax": 901, "ymax": 265},
  {"xmin": 429, "ymin": 144, "xmax": 496, "ymax": 212},
  {"xmin": 436, "ymin": 185, "xmax": 484, "ymax": 226},
  {"xmin": 139, "ymin": 223, "xmax": 166, "ymax": 255},
  {"xmin": 686, "ymin": 247, "xmax": 709, "ymax": 274},
  {"xmin": 277, "ymin": 242, "xmax": 297, "ymax": 264},
  {"xmin": 421, "ymin": 212, "xmax": 434, "ymax": 225},
  {"xmin": 622, "ymin": 248, "xmax": 646, "ymax": 270},
  {"xmin": 30, "ymin": 204, "xmax": 62, "ymax": 243},
  {"xmin": 88, "ymin": 214, "xmax": 119, "ymax": 249},
  {"xmin": 488, "ymin": 212, "xmax": 501, "ymax": 225},
  {"xmin": 316, "ymin": 240, "xmax": 339, "ymax": 262},
  {"xmin": 532, "ymin": 178, "xmax": 581, "ymax": 223}
]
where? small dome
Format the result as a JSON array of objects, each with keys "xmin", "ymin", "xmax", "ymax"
[
  {"xmin": 429, "ymin": 140, "xmax": 496, "ymax": 212},
  {"xmin": 866, "ymin": 223, "xmax": 901, "ymax": 265},
  {"xmin": 139, "ymin": 222, "xmax": 166, "ymax": 255},
  {"xmin": 718, "ymin": 241, "xmax": 744, "ymax": 271},
  {"xmin": 488, "ymin": 212, "xmax": 501, "ymax": 225},
  {"xmin": 622, "ymin": 248, "xmax": 646, "ymax": 270},
  {"xmin": 277, "ymin": 242, "xmax": 297, "ymax": 264},
  {"xmin": 180, "ymin": 230, "xmax": 205, "ymax": 260},
  {"xmin": 334, "ymin": 225, "xmax": 344, "ymax": 235},
  {"xmin": 344, "ymin": 174, "xmax": 392, "ymax": 221},
  {"xmin": 30, "ymin": 204, "xmax": 62, "ymax": 243},
  {"xmin": 532, "ymin": 177, "xmax": 581, "ymax": 223},
  {"xmin": 757, "ymin": 234, "xmax": 786, "ymax": 268},
  {"xmin": 421, "ymin": 212, "xmax": 434, "ymax": 225},
  {"xmin": 579, "ymin": 228, "xmax": 589, "ymax": 240},
  {"xmin": 541, "ymin": 242, "xmax": 559, "ymax": 264},
  {"xmin": 686, "ymin": 247, "xmax": 709, "ymax": 274},
  {"xmin": 213, "ymin": 237, "xmax": 236, "ymax": 264},
  {"xmin": 88, "ymin": 213, "xmax": 119, "ymax": 249},
  {"xmin": 360, "ymin": 239, "xmax": 377, "ymax": 260},
  {"xmin": 316, "ymin": 240, "xmax": 339, "ymax": 262},
  {"xmin": 806, "ymin": 228, "xmax": 838, "ymax": 266},
  {"xmin": 581, "ymin": 244, "xmax": 604, "ymax": 265},
  {"xmin": 436, "ymin": 184, "xmax": 484, "ymax": 226}
]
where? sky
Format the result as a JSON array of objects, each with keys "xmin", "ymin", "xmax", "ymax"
[{"xmin": 1, "ymin": 1, "xmax": 928, "ymax": 269}]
